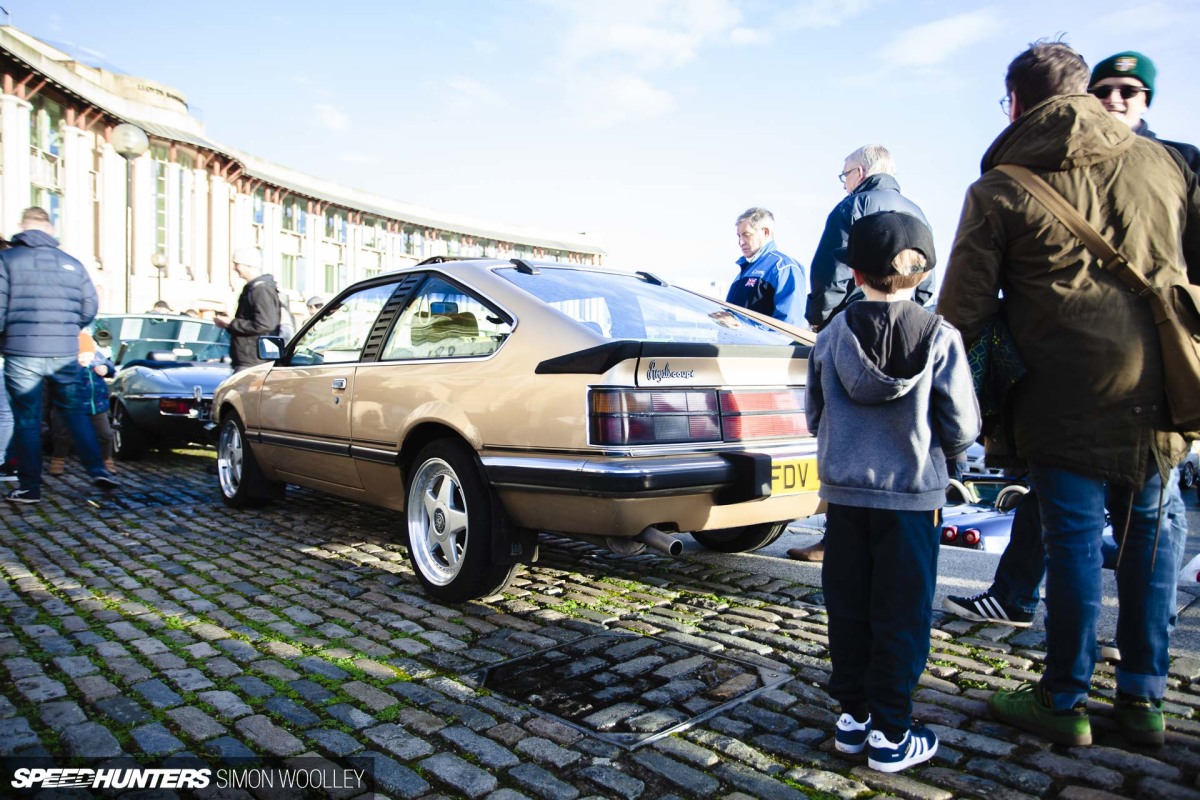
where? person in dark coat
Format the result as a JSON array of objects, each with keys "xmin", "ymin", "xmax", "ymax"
[
  {"xmin": 805, "ymin": 145, "xmax": 934, "ymax": 332},
  {"xmin": 214, "ymin": 247, "xmax": 281, "ymax": 371},
  {"xmin": 0, "ymin": 207, "xmax": 117, "ymax": 503},
  {"xmin": 1088, "ymin": 51, "xmax": 1200, "ymax": 175}
]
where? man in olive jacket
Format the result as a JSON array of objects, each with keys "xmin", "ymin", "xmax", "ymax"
[{"xmin": 938, "ymin": 41, "xmax": 1200, "ymax": 748}]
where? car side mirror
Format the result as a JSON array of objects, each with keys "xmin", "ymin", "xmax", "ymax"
[{"xmin": 257, "ymin": 336, "xmax": 285, "ymax": 361}]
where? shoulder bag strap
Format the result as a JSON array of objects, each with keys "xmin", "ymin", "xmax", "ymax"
[{"xmin": 994, "ymin": 163, "xmax": 1152, "ymax": 298}]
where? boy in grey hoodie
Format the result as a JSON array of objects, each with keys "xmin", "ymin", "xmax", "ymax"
[{"xmin": 806, "ymin": 212, "xmax": 980, "ymax": 772}]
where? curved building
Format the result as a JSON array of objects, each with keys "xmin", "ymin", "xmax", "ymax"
[{"xmin": 0, "ymin": 25, "xmax": 603, "ymax": 316}]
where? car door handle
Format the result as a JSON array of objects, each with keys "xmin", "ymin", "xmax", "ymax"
[{"xmin": 331, "ymin": 378, "xmax": 347, "ymax": 390}]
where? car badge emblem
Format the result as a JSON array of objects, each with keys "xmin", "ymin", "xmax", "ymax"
[
  {"xmin": 433, "ymin": 509, "xmax": 446, "ymax": 533},
  {"xmin": 1115, "ymin": 56, "xmax": 1137, "ymax": 72},
  {"xmin": 193, "ymin": 386, "xmax": 203, "ymax": 402}
]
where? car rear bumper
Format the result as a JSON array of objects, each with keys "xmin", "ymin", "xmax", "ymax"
[{"xmin": 481, "ymin": 441, "xmax": 818, "ymax": 503}]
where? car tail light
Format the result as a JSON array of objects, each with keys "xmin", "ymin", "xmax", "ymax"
[
  {"xmin": 159, "ymin": 398, "xmax": 194, "ymax": 415},
  {"xmin": 962, "ymin": 528, "xmax": 981, "ymax": 547},
  {"xmin": 941, "ymin": 525, "xmax": 958, "ymax": 544},
  {"xmin": 719, "ymin": 389, "xmax": 808, "ymax": 441},
  {"xmin": 590, "ymin": 390, "xmax": 721, "ymax": 445}
]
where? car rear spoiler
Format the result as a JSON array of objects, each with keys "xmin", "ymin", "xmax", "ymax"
[{"xmin": 535, "ymin": 341, "xmax": 812, "ymax": 375}]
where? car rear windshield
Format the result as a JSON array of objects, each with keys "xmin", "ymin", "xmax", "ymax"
[{"xmin": 498, "ymin": 267, "xmax": 801, "ymax": 345}]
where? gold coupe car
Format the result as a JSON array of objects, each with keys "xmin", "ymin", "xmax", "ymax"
[{"xmin": 212, "ymin": 258, "xmax": 820, "ymax": 601}]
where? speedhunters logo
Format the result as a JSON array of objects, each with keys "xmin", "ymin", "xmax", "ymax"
[
  {"xmin": 644, "ymin": 360, "xmax": 695, "ymax": 383},
  {"xmin": 8, "ymin": 762, "xmax": 370, "ymax": 795},
  {"xmin": 12, "ymin": 768, "xmax": 209, "ymax": 790}
]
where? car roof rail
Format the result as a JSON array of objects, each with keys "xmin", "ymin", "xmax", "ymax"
[
  {"xmin": 637, "ymin": 271, "xmax": 666, "ymax": 286},
  {"xmin": 511, "ymin": 258, "xmax": 540, "ymax": 274}
]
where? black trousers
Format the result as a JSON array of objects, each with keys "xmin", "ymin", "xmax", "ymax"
[{"xmin": 822, "ymin": 503, "xmax": 940, "ymax": 739}]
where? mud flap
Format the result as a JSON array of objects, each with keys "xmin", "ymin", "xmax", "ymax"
[{"xmin": 490, "ymin": 492, "xmax": 539, "ymax": 565}]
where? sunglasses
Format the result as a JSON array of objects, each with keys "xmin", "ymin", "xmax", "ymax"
[{"xmin": 1088, "ymin": 85, "xmax": 1149, "ymax": 100}]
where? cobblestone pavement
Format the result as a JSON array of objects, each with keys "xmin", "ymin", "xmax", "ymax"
[{"xmin": 2, "ymin": 450, "xmax": 1200, "ymax": 800}]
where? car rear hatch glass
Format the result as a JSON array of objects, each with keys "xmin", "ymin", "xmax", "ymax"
[{"xmin": 498, "ymin": 266, "xmax": 802, "ymax": 346}]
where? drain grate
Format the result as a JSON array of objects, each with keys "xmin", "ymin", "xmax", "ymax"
[{"xmin": 465, "ymin": 632, "xmax": 791, "ymax": 748}]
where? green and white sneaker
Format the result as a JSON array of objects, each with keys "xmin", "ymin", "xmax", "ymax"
[
  {"xmin": 1114, "ymin": 692, "xmax": 1164, "ymax": 746},
  {"xmin": 988, "ymin": 682, "xmax": 1091, "ymax": 746}
]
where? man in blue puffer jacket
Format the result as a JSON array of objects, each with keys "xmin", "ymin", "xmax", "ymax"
[
  {"xmin": 0, "ymin": 207, "xmax": 117, "ymax": 503},
  {"xmin": 727, "ymin": 207, "xmax": 807, "ymax": 328},
  {"xmin": 806, "ymin": 145, "xmax": 934, "ymax": 332}
]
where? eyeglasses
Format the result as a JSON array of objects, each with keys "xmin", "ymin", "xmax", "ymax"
[
  {"xmin": 838, "ymin": 167, "xmax": 860, "ymax": 184},
  {"xmin": 999, "ymin": 95, "xmax": 1012, "ymax": 116},
  {"xmin": 1088, "ymin": 85, "xmax": 1149, "ymax": 100}
]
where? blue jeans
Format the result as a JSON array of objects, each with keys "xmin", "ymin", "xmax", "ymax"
[
  {"xmin": 0, "ymin": 357, "xmax": 12, "ymax": 463},
  {"xmin": 990, "ymin": 470, "xmax": 1189, "ymax": 633},
  {"xmin": 5, "ymin": 355, "xmax": 106, "ymax": 491},
  {"xmin": 1030, "ymin": 463, "xmax": 1174, "ymax": 708}
]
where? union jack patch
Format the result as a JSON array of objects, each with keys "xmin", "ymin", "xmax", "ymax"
[{"xmin": 746, "ymin": 277, "xmax": 759, "ymax": 287}]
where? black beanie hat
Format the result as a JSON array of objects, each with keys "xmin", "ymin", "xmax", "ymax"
[{"xmin": 847, "ymin": 212, "xmax": 936, "ymax": 276}]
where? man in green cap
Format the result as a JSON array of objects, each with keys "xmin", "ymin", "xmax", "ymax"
[{"xmin": 1089, "ymin": 50, "xmax": 1200, "ymax": 174}]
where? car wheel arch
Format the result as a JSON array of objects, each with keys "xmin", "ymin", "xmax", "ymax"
[
  {"xmin": 398, "ymin": 422, "xmax": 476, "ymax": 476},
  {"xmin": 398, "ymin": 402, "xmax": 482, "ymax": 453}
]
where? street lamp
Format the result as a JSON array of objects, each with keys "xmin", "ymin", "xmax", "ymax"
[
  {"xmin": 152, "ymin": 252, "xmax": 168, "ymax": 305},
  {"xmin": 111, "ymin": 123, "xmax": 149, "ymax": 313}
]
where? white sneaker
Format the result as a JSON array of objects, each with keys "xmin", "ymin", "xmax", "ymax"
[
  {"xmin": 835, "ymin": 713, "xmax": 872, "ymax": 753},
  {"xmin": 867, "ymin": 725, "xmax": 938, "ymax": 773}
]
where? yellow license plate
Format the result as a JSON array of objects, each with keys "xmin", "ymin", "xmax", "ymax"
[{"xmin": 771, "ymin": 457, "xmax": 819, "ymax": 495}]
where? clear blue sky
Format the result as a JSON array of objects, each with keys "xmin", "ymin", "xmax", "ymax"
[{"xmin": 22, "ymin": 0, "xmax": 1200, "ymax": 294}]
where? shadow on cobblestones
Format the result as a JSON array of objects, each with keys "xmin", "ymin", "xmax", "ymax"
[{"xmin": 0, "ymin": 451, "xmax": 1198, "ymax": 799}]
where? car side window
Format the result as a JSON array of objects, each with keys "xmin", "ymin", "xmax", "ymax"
[
  {"xmin": 381, "ymin": 276, "xmax": 512, "ymax": 361},
  {"xmin": 288, "ymin": 283, "xmax": 396, "ymax": 366}
]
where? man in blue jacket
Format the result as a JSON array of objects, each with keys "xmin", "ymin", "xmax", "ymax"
[
  {"xmin": 806, "ymin": 145, "xmax": 933, "ymax": 332},
  {"xmin": 727, "ymin": 208, "xmax": 806, "ymax": 328},
  {"xmin": 0, "ymin": 207, "xmax": 117, "ymax": 503}
]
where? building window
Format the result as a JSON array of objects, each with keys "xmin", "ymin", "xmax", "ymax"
[
  {"xmin": 362, "ymin": 216, "xmax": 383, "ymax": 249},
  {"xmin": 324, "ymin": 263, "xmax": 339, "ymax": 293},
  {"xmin": 177, "ymin": 168, "xmax": 187, "ymax": 264},
  {"xmin": 30, "ymin": 96, "xmax": 63, "ymax": 157},
  {"xmin": 29, "ymin": 187, "xmax": 61, "ymax": 227},
  {"xmin": 150, "ymin": 143, "xmax": 169, "ymax": 256},
  {"xmin": 282, "ymin": 195, "xmax": 306, "ymax": 234},
  {"xmin": 252, "ymin": 186, "xmax": 265, "ymax": 226},
  {"xmin": 281, "ymin": 254, "xmax": 297, "ymax": 291},
  {"xmin": 325, "ymin": 209, "xmax": 347, "ymax": 243}
]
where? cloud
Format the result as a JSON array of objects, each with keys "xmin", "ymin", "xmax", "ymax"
[
  {"xmin": 565, "ymin": 73, "xmax": 676, "ymax": 127},
  {"xmin": 1086, "ymin": 1, "xmax": 1200, "ymax": 33},
  {"xmin": 774, "ymin": 0, "xmax": 878, "ymax": 31},
  {"xmin": 557, "ymin": 0, "xmax": 745, "ymax": 71},
  {"xmin": 313, "ymin": 103, "xmax": 349, "ymax": 132},
  {"xmin": 879, "ymin": 8, "xmax": 999, "ymax": 69},
  {"xmin": 440, "ymin": 77, "xmax": 504, "ymax": 115}
]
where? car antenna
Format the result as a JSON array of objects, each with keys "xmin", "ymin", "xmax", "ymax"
[
  {"xmin": 510, "ymin": 258, "xmax": 539, "ymax": 274},
  {"xmin": 636, "ymin": 271, "xmax": 666, "ymax": 286}
]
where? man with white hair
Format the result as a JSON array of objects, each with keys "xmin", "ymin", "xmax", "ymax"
[
  {"xmin": 214, "ymin": 246, "xmax": 281, "ymax": 371},
  {"xmin": 806, "ymin": 145, "xmax": 933, "ymax": 332}
]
